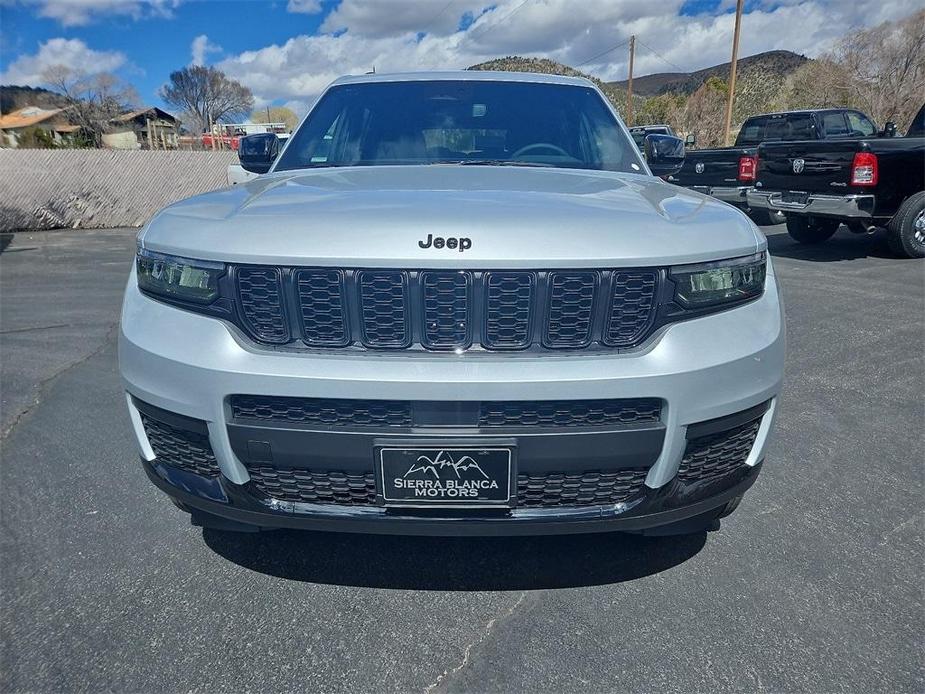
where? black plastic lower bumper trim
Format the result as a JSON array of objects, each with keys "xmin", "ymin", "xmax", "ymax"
[{"xmin": 143, "ymin": 459, "xmax": 762, "ymax": 536}]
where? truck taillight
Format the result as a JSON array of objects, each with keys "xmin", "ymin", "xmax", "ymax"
[
  {"xmin": 738, "ymin": 154, "xmax": 757, "ymax": 182},
  {"xmin": 851, "ymin": 151, "xmax": 878, "ymax": 186}
]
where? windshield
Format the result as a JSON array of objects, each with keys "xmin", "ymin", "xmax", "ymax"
[{"xmin": 275, "ymin": 80, "xmax": 644, "ymax": 173}]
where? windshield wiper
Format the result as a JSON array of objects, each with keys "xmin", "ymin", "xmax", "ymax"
[{"xmin": 430, "ymin": 159, "xmax": 548, "ymax": 167}]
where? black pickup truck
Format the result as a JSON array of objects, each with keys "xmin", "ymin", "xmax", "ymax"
[
  {"xmin": 670, "ymin": 108, "xmax": 893, "ymax": 224},
  {"xmin": 747, "ymin": 104, "xmax": 925, "ymax": 258}
]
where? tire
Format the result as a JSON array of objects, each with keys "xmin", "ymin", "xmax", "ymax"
[
  {"xmin": 887, "ymin": 191, "xmax": 925, "ymax": 259},
  {"xmin": 785, "ymin": 216, "xmax": 840, "ymax": 244},
  {"xmin": 717, "ymin": 494, "xmax": 743, "ymax": 519}
]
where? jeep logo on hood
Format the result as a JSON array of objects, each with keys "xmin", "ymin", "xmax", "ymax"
[{"xmin": 419, "ymin": 234, "xmax": 471, "ymax": 252}]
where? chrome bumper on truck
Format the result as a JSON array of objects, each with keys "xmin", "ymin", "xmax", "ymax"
[
  {"xmin": 119, "ymin": 265, "xmax": 785, "ymax": 535},
  {"xmin": 747, "ymin": 190, "xmax": 875, "ymax": 219},
  {"xmin": 689, "ymin": 185, "xmax": 750, "ymax": 205}
]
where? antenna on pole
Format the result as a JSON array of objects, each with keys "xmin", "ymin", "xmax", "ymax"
[
  {"xmin": 722, "ymin": 0, "xmax": 744, "ymax": 146},
  {"xmin": 626, "ymin": 35, "xmax": 636, "ymax": 127}
]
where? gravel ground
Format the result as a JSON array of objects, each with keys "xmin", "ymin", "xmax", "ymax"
[{"xmin": 1, "ymin": 225, "xmax": 922, "ymax": 693}]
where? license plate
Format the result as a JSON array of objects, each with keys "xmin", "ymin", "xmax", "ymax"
[
  {"xmin": 378, "ymin": 447, "xmax": 513, "ymax": 507},
  {"xmin": 782, "ymin": 190, "xmax": 810, "ymax": 204}
]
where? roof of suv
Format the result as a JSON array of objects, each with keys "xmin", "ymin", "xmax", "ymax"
[{"xmin": 329, "ymin": 70, "xmax": 595, "ymax": 88}]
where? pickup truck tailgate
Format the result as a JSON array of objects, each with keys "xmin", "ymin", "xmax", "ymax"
[
  {"xmin": 757, "ymin": 140, "xmax": 859, "ymax": 194},
  {"xmin": 673, "ymin": 148, "xmax": 749, "ymax": 189}
]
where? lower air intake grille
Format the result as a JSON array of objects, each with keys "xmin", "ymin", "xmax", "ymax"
[
  {"xmin": 230, "ymin": 396, "xmax": 661, "ymax": 430},
  {"xmin": 141, "ymin": 414, "xmax": 220, "ymax": 477},
  {"xmin": 246, "ymin": 466, "xmax": 650, "ymax": 508},
  {"xmin": 517, "ymin": 469, "xmax": 649, "ymax": 507},
  {"xmin": 478, "ymin": 399, "xmax": 661, "ymax": 428},
  {"xmin": 679, "ymin": 418, "xmax": 762, "ymax": 484},
  {"xmin": 248, "ymin": 467, "xmax": 377, "ymax": 505},
  {"xmin": 230, "ymin": 395, "xmax": 413, "ymax": 428}
]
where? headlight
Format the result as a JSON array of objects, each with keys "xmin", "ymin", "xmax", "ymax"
[
  {"xmin": 671, "ymin": 252, "xmax": 766, "ymax": 308},
  {"xmin": 136, "ymin": 248, "xmax": 224, "ymax": 304}
]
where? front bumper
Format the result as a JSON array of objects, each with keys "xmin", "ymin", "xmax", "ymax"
[
  {"xmin": 119, "ymin": 262, "xmax": 785, "ymax": 534},
  {"xmin": 688, "ymin": 185, "xmax": 750, "ymax": 205},
  {"xmin": 747, "ymin": 190, "xmax": 875, "ymax": 219}
]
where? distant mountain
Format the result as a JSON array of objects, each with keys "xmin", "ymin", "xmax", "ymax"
[
  {"xmin": 609, "ymin": 50, "xmax": 808, "ymax": 97},
  {"xmin": 0, "ymin": 85, "xmax": 68, "ymax": 115},
  {"xmin": 468, "ymin": 56, "xmax": 627, "ymax": 109}
]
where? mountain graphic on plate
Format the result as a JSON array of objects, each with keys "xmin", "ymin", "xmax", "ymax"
[{"xmin": 403, "ymin": 451, "xmax": 489, "ymax": 480}]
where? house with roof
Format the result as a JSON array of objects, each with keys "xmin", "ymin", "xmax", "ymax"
[
  {"xmin": 0, "ymin": 106, "xmax": 80, "ymax": 148},
  {"xmin": 105, "ymin": 107, "xmax": 180, "ymax": 149}
]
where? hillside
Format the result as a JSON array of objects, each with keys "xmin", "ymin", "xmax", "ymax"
[
  {"xmin": 609, "ymin": 49, "xmax": 808, "ymax": 96},
  {"xmin": 467, "ymin": 56, "xmax": 628, "ymax": 110},
  {"xmin": 0, "ymin": 85, "xmax": 68, "ymax": 114}
]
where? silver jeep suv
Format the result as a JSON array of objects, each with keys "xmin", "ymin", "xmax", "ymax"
[{"xmin": 119, "ymin": 72, "xmax": 784, "ymax": 535}]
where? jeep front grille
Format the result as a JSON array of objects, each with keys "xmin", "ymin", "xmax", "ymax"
[{"xmin": 231, "ymin": 267, "xmax": 661, "ymax": 352}]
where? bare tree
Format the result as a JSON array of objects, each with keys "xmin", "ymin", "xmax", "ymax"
[
  {"xmin": 250, "ymin": 106, "xmax": 299, "ymax": 132},
  {"xmin": 160, "ymin": 66, "xmax": 254, "ymax": 134},
  {"xmin": 677, "ymin": 77, "xmax": 728, "ymax": 147},
  {"xmin": 776, "ymin": 58, "xmax": 858, "ymax": 112},
  {"xmin": 42, "ymin": 65, "xmax": 139, "ymax": 146},
  {"xmin": 827, "ymin": 9, "xmax": 925, "ymax": 128}
]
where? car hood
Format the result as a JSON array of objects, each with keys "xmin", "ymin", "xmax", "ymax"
[{"xmin": 141, "ymin": 165, "xmax": 764, "ymax": 267}]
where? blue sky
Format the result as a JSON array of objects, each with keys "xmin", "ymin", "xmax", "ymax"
[{"xmin": 1, "ymin": 0, "xmax": 919, "ymax": 114}]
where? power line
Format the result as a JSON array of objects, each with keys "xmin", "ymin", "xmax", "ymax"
[
  {"xmin": 575, "ymin": 38, "xmax": 630, "ymax": 68},
  {"xmin": 635, "ymin": 38, "xmax": 686, "ymax": 74},
  {"xmin": 423, "ymin": 0, "xmax": 456, "ymax": 31},
  {"xmin": 469, "ymin": 0, "xmax": 532, "ymax": 41}
]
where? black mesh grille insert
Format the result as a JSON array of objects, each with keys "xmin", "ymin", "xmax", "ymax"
[
  {"xmin": 679, "ymin": 418, "xmax": 761, "ymax": 483},
  {"xmin": 231, "ymin": 395, "xmax": 413, "ymax": 428},
  {"xmin": 605, "ymin": 270, "xmax": 658, "ymax": 346},
  {"xmin": 246, "ymin": 466, "xmax": 649, "ymax": 508},
  {"xmin": 421, "ymin": 271, "xmax": 470, "ymax": 348},
  {"xmin": 236, "ymin": 267, "xmax": 289, "ymax": 343},
  {"xmin": 141, "ymin": 414, "xmax": 220, "ymax": 477},
  {"xmin": 296, "ymin": 269, "xmax": 348, "ymax": 346},
  {"xmin": 231, "ymin": 395, "xmax": 661, "ymax": 429},
  {"xmin": 517, "ymin": 469, "xmax": 649, "ymax": 507},
  {"xmin": 484, "ymin": 272, "xmax": 534, "ymax": 348},
  {"xmin": 248, "ymin": 467, "xmax": 377, "ymax": 505},
  {"xmin": 545, "ymin": 272, "xmax": 597, "ymax": 347},
  {"xmin": 359, "ymin": 271, "xmax": 410, "ymax": 347},
  {"xmin": 478, "ymin": 399, "xmax": 662, "ymax": 428}
]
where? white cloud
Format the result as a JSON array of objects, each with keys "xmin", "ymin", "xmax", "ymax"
[
  {"xmin": 190, "ymin": 34, "xmax": 221, "ymax": 66},
  {"xmin": 320, "ymin": 0, "xmax": 489, "ymax": 37},
  {"xmin": 211, "ymin": 0, "xmax": 920, "ymax": 106},
  {"xmin": 286, "ymin": 0, "xmax": 321, "ymax": 14},
  {"xmin": 8, "ymin": 0, "xmax": 180, "ymax": 27},
  {"xmin": 0, "ymin": 37, "xmax": 126, "ymax": 84}
]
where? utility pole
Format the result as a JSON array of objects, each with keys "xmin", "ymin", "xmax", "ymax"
[
  {"xmin": 626, "ymin": 35, "xmax": 636, "ymax": 127},
  {"xmin": 722, "ymin": 0, "xmax": 744, "ymax": 146}
]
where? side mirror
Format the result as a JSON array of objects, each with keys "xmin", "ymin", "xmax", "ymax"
[
  {"xmin": 684, "ymin": 133, "xmax": 696, "ymax": 147},
  {"xmin": 645, "ymin": 134, "xmax": 685, "ymax": 177},
  {"xmin": 880, "ymin": 121, "xmax": 897, "ymax": 138},
  {"xmin": 238, "ymin": 133, "xmax": 280, "ymax": 174}
]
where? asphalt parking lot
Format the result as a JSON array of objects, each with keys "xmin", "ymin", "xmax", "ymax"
[{"xmin": 1, "ymin": 225, "xmax": 922, "ymax": 693}]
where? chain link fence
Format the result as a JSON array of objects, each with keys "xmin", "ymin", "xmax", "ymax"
[{"xmin": 0, "ymin": 149, "xmax": 239, "ymax": 231}]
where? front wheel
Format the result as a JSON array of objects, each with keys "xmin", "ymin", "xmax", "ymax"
[
  {"xmin": 887, "ymin": 191, "xmax": 925, "ymax": 259},
  {"xmin": 786, "ymin": 216, "xmax": 840, "ymax": 244}
]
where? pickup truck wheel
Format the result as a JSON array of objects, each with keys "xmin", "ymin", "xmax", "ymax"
[
  {"xmin": 887, "ymin": 192, "xmax": 925, "ymax": 259},
  {"xmin": 785, "ymin": 216, "xmax": 839, "ymax": 244}
]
